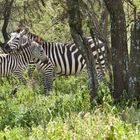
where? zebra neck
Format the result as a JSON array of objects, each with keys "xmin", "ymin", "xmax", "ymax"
[{"xmin": 20, "ymin": 46, "xmax": 32, "ymax": 63}]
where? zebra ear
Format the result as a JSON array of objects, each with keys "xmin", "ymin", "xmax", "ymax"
[
  {"xmin": 34, "ymin": 37, "xmax": 43, "ymax": 44},
  {"xmin": 20, "ymin": 28, "xmax": 29, "ymax": 36},
  {"xmin": 16, "ymin": 28, "xmax": 23, "ymax": 33},
  {"xmin": 24, "ymin": 28, "xmax": 29, "ymax": 33}
]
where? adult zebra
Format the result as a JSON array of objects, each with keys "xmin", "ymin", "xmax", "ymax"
[
  {"xmin": 5, "ymin": 28, "xmax": 107, "ymax": 93},
  {"xmin": 1, "ymin": 32, "xmax": 54, "ymax": 95}
]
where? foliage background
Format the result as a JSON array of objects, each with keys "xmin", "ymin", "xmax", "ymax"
[{"xmin": 0, "ymin": 0, "xmax": 140, "ymax": 139}]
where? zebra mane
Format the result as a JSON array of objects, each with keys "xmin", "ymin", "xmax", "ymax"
[
  {"xmin": 16, "ymin": 28, "xmax": 23, "ymax": 33},
  {"xmin": 27, "ymin": 32, "xmax": 68, "ymax": 46},
  {"xmin": 26, "ymin": 32, "xmax": 44, "ymax": 43},
  {"xmin": 34, "ymin": 37, "xmax": 43, "ymax": 45}
]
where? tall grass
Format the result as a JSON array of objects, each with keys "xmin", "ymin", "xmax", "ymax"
[{"xmin": 0, "ymin": 75, "xmax": 140, "ymax": 139}]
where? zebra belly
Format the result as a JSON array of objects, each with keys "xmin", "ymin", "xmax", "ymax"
[
  {"xmin": 53, "ymin": 48, "xmax": 86, "ymax": 76},
  {"xmin": 55, "ymin": 58, "xmax": 86, "ymax": 75}
]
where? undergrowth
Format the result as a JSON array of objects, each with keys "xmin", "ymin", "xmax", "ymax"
[{"xmin": 0, "ymin": 75, "xmax": 140, "ymax": 140}]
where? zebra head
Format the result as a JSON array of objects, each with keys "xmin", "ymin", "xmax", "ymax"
[
  {"xmin": 31, "ymin": 41, "xmax": 49, "ymax": 63},
  {"xmin": 5, "ymin": 28, "xmax": 29, "ymax": 53}
]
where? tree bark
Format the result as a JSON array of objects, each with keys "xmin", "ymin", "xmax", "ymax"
[
  {"xmin": 2, "ymin": 0, "xmax": 14, "ymax": 42},
  {"xmin": 100, "ymin": 6, "xmax": 108, "ymax": 40},
  {"xmin": 80, "ymin": 0, "xmax": 113, "ymax": 93},
  {"xmin": 0, "ymin": 0, "xmax": 14, "ymax": 53},
  {"xmin": 129, "ymin": 15, "xmax": 140, "ymax": 98},
  {"xmin": 66, "ymin": 0, "xmax": 98, "ymax": 103},
  {"xmin": 104, "ymin": 0, "xmax": 129, "ymax": 100}
]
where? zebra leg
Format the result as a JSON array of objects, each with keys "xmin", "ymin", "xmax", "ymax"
[
  {"xmin": 41, "ymin": 70, "xmax": 54, "ymax": 96},
  {"xmin": 11, "ymin": 70, "xmax": 27, "ymax": 96},
  {"xmin": 36, "ymin": 60, "xmax": 54, "ymax": 96},
  {"xmin": 13, "ymin": 70, "xmax": 26, "ymax": 85},
  {"xmin": 27, "ymin": 63, "xmax": 36, "ymax": 79},
  {"xmin": 41, "ymin": 76, "xmax": 49, "ymax": 96}
]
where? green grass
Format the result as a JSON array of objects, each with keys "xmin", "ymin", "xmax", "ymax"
[{"xmin": 0, "ymin": 76, "xmax": 140, "ymax": 140}]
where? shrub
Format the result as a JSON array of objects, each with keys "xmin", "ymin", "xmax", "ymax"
[{"xmin": 0, "ymin": 75, "xmax": 140, "ymax": 139}]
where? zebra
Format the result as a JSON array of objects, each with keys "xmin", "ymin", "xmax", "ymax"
[
  {"xmin": 0, "ymin": 36, "xmax": 52, "ymax": 94},
  {"xmin": 5, "ymin": 28, "xmax": 106, "ymax": 94},
  {"xmin": 5, "ymin": 30, "xmax": 54, "ymax": 95}
]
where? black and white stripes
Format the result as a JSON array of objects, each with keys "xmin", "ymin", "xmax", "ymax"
[
  {"xmin": 5, "ymin": 28, "xmax": 107, "ymax": 95},
  {"xmin": 26, "ymin": 32, "xmax": 106, "ymax": 78},
  {"xmin": 0, "ymin": 41, "xmax": 48, "ymax": 83},
  {"xmin": 5, "ymin": 30, "xmax": 54, "ymax": 95}
]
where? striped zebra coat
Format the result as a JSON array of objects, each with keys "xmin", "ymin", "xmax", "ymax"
[
  {"xmin": 5, "ymin": 28, "xmax": 107, "ymax": 95},
  {"xmin": 5, "ymin": 31, "xmax": 54, "ymax": 95},
  {"xmin": 0, "ymin": 41, "xmax": 48, "ymax": 84}
]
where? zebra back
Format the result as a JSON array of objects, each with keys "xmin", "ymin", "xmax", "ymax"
[
  {"xmin": 5, "ymin": 28, "xmax": 107, "ymax": 79},
  {"xmin": 26, "ymin": 32, "xmax": 106, "ymax": 78}
]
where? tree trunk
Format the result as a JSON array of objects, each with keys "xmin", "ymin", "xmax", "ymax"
[
  {"xmin": 66, "ymin": 0, "xmax": 98, "ymax": 103},
  {"xmin": 129, "ymin": 15, "xmax": 140, "ymax": 98},
  {"xmin": 100, "ymin": 4, "xmax": 108, "ymax": 40},
  {"xmin": 2, "ymin": 0, "xmax": 14, "ymax": 42},
  {"xmin": 80, "ymin": 0, "xmax": 113, "ymax": 94},
  {"xmin": 0, "ymin": 0, "xmax": 14, "ymax": 53},
  {"xmin": 104, "ymin": 0, "xmax": 129, "ymax": 100}
]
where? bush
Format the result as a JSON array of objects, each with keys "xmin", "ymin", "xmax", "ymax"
[{"xmin": 0, "ymin": 75, "xmax": 140, "ymax": 139}]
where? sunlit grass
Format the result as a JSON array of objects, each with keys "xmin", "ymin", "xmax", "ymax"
[{"xmin": 0, "ymin": 76, "xmax": 140, "ymax": 139}]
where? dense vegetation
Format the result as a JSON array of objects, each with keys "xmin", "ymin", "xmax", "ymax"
[
  {"xmin": 0, "ymin": 0, "xmax": 140, "ymax": 139},
  {"xmin": 0, "ymin": 75, "xmax": 140, "ymax": 139}
]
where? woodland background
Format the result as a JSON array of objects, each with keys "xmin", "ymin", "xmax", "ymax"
[{"xmin": 0, "ymin": 0, "xmax": 140, "ymax": 139}]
